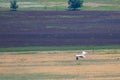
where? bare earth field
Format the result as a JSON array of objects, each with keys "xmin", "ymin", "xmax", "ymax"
[
  {"xmin": 0, "ymin": 50, "xmax": 120, "ymax": 80},
  {"xmin": 0, "ymin": 11, "xmax": 120, "ymax": 47}
]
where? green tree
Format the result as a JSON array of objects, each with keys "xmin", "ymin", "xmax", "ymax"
[
  {"xmin": 10, "ymin": 0, "xmax": 18, "ymax": 11},
  {"xmin": 68, "ymin": 0, "xmax": 84, "ymax": 10}
]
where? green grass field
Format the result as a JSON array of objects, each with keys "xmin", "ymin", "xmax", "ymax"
[
  {"xmin": 0, "ymin": 46, "xmax": 120, "ymax": 52},
  {"xmin": 0, "ymin": 74, "xmax": 75, "ymax": 80},
  {"xmin": 0, "ymin": 0, "xmax": 120, "ymax": 10}
]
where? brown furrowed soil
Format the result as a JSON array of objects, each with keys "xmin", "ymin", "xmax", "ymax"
[
  {"xmin": 0, "ymin": 50, "xmax": 120, "ymax": 80},
  {"xmin": 0, "ymin": 11, "xmax": 120, "ymax": 47}
]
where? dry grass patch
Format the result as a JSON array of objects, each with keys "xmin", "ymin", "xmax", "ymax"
[
  {"xmin": 0, "ymin": 50, "xmax": 120, "ymax": 80},
  {"xmin": 84, "ymin": 2, "xmax": 120, "ymax": 7}
]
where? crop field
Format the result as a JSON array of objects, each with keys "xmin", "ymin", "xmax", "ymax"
[
  {"xmin": 0, "ymin": 50, "xmax": 120, "ymax": 80},
  {"xmin": 0, "ymin": 11, "xmax": 120, "ymax": 47},
  {"xmin": 0, "ymin": 8, "xmax": 120, "ymax": 80},
  {"xmin": 0, "ymin": 0, "xmax": 120, "ymax": 10}
]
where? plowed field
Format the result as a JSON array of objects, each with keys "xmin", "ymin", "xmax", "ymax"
[{"xmin": 0, "ymin": 11, "xmax": 120, "ymax": 47}]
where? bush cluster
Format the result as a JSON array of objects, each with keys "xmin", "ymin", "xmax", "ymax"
[{"xmin": 10, "ymin": 0, "xmax": 18, "ymax": 11}]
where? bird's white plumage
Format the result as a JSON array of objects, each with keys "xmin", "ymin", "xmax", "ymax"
[{"xmin": 75, "ymin": 51, "xmax": 87, "ymax": 60}]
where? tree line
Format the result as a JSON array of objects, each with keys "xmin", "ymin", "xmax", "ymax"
[{"xmin": 10, "ymin": 0, "xmax": 84, "ymax": 11}]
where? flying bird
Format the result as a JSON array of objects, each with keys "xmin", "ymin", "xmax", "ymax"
[{"xmin": 75, "ymin": 51, "xmax": 87, "ymax": 61}]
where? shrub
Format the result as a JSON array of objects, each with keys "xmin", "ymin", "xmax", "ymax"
[
  {"xmin": 10, "ymin": 0, "xmax": 18, "ymax": 11},
  {"xmin": 68, "ymin": 0, "xmax": 84, "ymax": 10}
]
